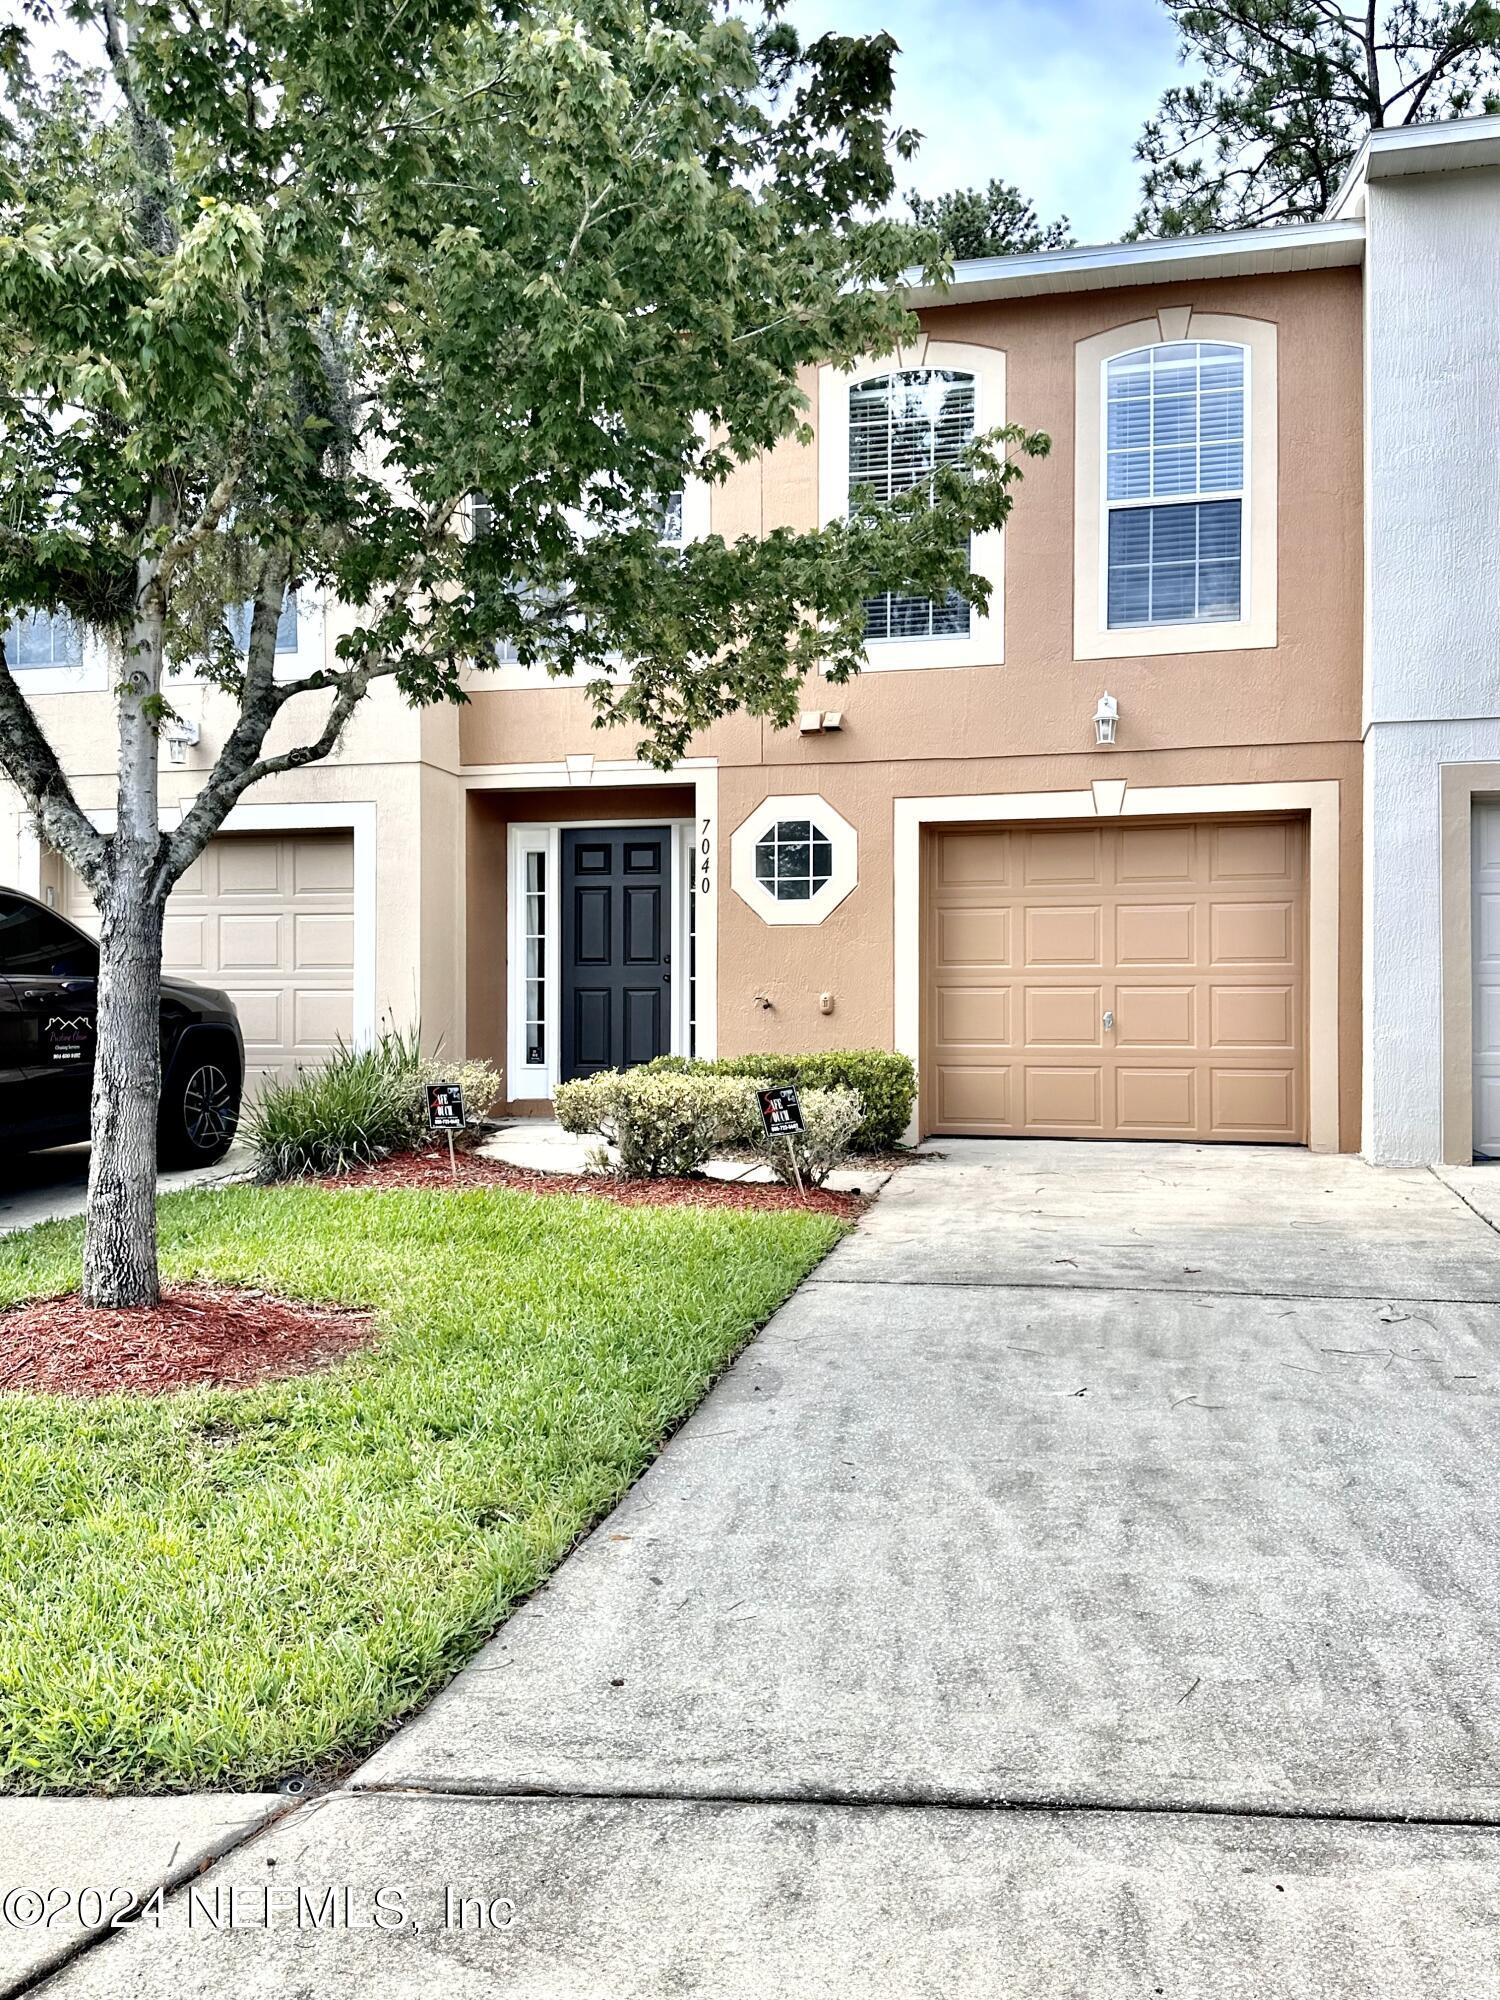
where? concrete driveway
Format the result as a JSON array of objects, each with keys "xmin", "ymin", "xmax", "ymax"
[
  {"xmin": 0, "ymin": 1140, "xmax": 249, "ymax": 1235},
  {"xmin": 28, "ymin": 1141, "xmax": 1500, "ymax": 1995}
]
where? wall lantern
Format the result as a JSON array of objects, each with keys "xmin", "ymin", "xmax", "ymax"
[{"xmin": 1093, "ymin": 692, "xmax": 1119, "ymax": 747}]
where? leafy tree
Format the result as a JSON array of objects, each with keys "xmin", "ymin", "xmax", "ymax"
[
  {"xmin": 0, "ymin": 2, "xmax": 1046, "ymax": 1307},
  {"xmin": 908, "ymin": 176, "xmax": 1073, "ymax": 258},
  {"xmin": 1136, "ymin": 0, "xmax": 1500, "ymax": 234}
]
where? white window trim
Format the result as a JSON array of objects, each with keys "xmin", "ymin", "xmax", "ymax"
[
  {"xmin": 818, "ymin": 339, "xmax": 1006, "ymax": 672},
  {"xmin": 731, "ymin": 793, "xmax": 857, "ymax": 927},
  {"xmin": 3, "ymin": 616, "xmax": 109, "ymax": 696},
  {"xmin": 506, "ymin": 813, "xmax": 699, "ymax": 1098},
  {"xmin": 1075, "ymin": 311, "xmax": 1277, "ymax": 660}
]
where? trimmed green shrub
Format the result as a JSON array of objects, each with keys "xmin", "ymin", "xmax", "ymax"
[
  {"xmin": 555, "ymin": 1068, "xmax": 749, "ymax": 1179},
  {"xmin": 737, "ymin": 1084, "xmax": 864, "ymax": 1187},
  {"xmin": 646, "ymin": 1049, "xmax": 915, "ymax": 1151},
  {"xmin": 247, "ymin": 1029, "xmax": 502, "ymax": 1181}
]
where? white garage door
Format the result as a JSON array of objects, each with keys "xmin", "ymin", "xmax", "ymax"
[
  {"xmin": 1473, "ymin": 802, "xmax": 1500, "ymax": 1158},
  {"xmin": 62, "ymin": 831, "xmax": 355, "ymax": 1098}
]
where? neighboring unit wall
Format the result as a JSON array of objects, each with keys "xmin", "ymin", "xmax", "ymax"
[
  {"xmin": 0, "ymin": 621, "xmax": 467, "ymax": 1061},
  {"xmin": 1361, "ymin": 165, "xmax": 1500, "ymax": 1164}
]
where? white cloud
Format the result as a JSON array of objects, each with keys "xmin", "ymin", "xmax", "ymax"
[{"xmin": 789, "ymin": 0, "xmax": 1180, "ymax": 242}]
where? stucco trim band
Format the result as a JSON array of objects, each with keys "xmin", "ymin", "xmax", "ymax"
[{"xmin": 893, "ymin": 778, "xmax": 1340, "ymax": 1152}]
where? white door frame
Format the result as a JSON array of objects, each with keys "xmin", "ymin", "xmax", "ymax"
[{"xmin": 506, "ymin": 816, "xmax": 696, "ymax": 1099}]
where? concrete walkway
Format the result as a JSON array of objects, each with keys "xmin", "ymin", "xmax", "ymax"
[
  {"xmin": 22, "ymin": 1142, "xmax": 1500, "ymax": 1995},
  {"xmin": 480, "ymin": 1114, "xmax": 891, "ymax": 1193}
]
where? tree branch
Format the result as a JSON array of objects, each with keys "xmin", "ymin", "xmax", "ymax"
[
  {"xmin": 0, "ymin": 650, "xmax": 108, "ymax": 888},
  {"xmin": 157, "ymin": 455, "xmax": 244, "ymax": 586},
  {"xmin": 98, "ymin": 0, "xmax": 178, "ymax": 255}
]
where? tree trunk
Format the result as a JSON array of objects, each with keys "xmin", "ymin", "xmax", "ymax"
[
  {"xmin": 83, "ymin": 525, "xmax": 169, "ymax": 1310},
  {"xmin": 82, "ymin": 870, "xmax": 165, "ymax": 1308}
]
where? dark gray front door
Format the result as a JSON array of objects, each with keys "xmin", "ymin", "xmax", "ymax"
[{"xmin": 561, "ymin": 827, "xmax": 672, "ymax": 1080}]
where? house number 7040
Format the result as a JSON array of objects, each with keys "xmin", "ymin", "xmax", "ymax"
[{"xmin": 699, "ymin": 818, "xmax": 712, "ymax": 896}]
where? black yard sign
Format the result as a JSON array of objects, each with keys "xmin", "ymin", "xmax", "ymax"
[
  {"xmin": 425, "ymin": 1082, "xmax": 466, "ymax": 1132},
  {"xmin": 756, "ymin": 1084, "xmax": 805, "ymax": 1139}
]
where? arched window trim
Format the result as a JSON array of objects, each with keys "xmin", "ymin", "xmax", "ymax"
[
  {"xmin": 1073, "ymin": 310, "xmax": 1277, "ymax": 662},
  {"xmin": 818, "ymin": 340, "xmax": 1006, "ymax": 673}
]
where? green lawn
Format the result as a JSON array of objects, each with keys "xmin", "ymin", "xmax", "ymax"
[{"xmin": 0, "ymin": 1183, "xmax": 842, "ymax": 1795}]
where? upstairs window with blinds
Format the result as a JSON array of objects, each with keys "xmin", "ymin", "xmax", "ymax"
[
  {"xmin": 1105, "ymin": 341, "xmax": 1245, "ymax": 629},
  {"xmin": 849, "ymin": 369, "xmax": 976, "ymax": 642},
  {"xmin": 4, "ymin": 610, "xmax": 82, "ymax": 669}
]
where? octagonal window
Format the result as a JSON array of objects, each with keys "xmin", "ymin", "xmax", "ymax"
[{"xmin": 754, "ymin": 820, "xmax": 834, "ymax": 902}]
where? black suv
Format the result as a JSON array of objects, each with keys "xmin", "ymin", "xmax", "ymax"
[{"xmin": 0, "ymin": 888, "xmax": 243, "ymax": 1165}]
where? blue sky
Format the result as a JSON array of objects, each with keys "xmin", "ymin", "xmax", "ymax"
[{"xmin": 790, "ymin": 0, "xmax": 1182, "ymax": 243}]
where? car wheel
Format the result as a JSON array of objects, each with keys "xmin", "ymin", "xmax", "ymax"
[{"xmin": 160, "ymin": 1056, "xmax": 241, "ymax": 1168}]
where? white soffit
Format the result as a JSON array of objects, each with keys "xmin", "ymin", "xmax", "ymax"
[
  {"xmin": 1330, "ymin": 113, "xmax": 1500, "ymax": 219},
  {"xmin": 900, "ymin": 219, "xmax": 1365, "ymax": 310}
]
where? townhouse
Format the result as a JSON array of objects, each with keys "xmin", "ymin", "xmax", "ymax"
[{"xmin": 4, "ymin": 116, "xmax": 1499, "ymax": 1162}]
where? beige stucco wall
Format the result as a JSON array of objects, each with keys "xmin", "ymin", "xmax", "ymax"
[
  {"xmin": 456, "ymin": 267, "xmax": 1366, "ymax": 1145},
  {"xmin": 0, "ymin": 267, "xmax": 1365, "ymax": 1140}
]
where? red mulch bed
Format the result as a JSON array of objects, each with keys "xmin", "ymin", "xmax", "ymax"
[
  {"xmin": 0, "ymin": 1284, "xmax": 376, "ymax": 1399},
  {"xmin": 314, "ymin": 1147, "xmax": 869, "ymax": 1217}
]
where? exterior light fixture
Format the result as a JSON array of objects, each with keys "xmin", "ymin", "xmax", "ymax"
[{"xmin": 1093, "ymin": 692, "xmax": 1119, "ymax": 747}]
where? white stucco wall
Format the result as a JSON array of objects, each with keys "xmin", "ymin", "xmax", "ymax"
[{"xmin": 1362, "ymin": 164, "xmax": 1500, "ymax": 1164}]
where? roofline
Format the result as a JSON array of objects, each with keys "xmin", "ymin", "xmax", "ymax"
[
  {"xmin": 1329, "ymin": 112, "xmax": 1500, "ymax": 220},
  {"xmin": 901, "ymin": 218, "xmax": 1365, "ymax": 309}
]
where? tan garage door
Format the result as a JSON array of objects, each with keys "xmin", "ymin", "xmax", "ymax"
[
  {"xmin": 63, "ymin": 831, "xmax": 355, "ymax": 1098},
  {"xmin": 925, "ymin": 817, "xmax": 1306, "ymax": 1143}
]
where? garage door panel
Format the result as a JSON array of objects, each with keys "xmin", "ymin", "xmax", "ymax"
[
  {"xmin": 1025, "ymin": 906, "xmax": 1101, "ymax": 966},
  {"xmin": 1024, "ymin": 986, "xmax": 1102, "ymax": 1048},
  {"xmin": 927, "ymin": 818, "xmax": 1306, "ymax": 1144},
  {"xmin": 1211, "ymin": 819, "xmax": 1292, "ymax": 880},
  {"xmin": 1210, "ymin": 901, "xmax": 1295, "ymax": 965},
  {"xmin": 1211, "ymin": 985, "xmax": 1295, "ymax": 1049},
  {"xmin": 216, "ymin": 841, "xmax": 283, "ymax": 896},
  {"xmin": 1116, "ymin": 904, "xmax": 1195, "ymax": 966},
  {"xmin": 1021, "ymin": 827, "xmax": 1101, "ymax": 885},
  {"xmin": 936, "ymin": 1065, "xmax": 1011, "ymax": 1127},
  {"xmin": 293, "ymin": 840, "xmax": 356, "ymax": 894},
  {"xmin": 937, "ymin": 987, "xmax": 1011, "ymax": 1047},
  {"xmin": 218, "ymin": 913, "xmax": 283, "ymax": 970},
  {"xmin": 1116, "ymin": 824, "xmax": 1195, "ymax": 883},
  {"xmin": 1115, "ymin": 985, "xmax": 1195, "ymax": 1048},
  {"xmin": 939, "ymin": 831, "xmax": 1011, "ymax": 887},
  {"xmin": 1116, "ymin": 1067, "xmax": 1196, "ymax": 1131},
  {"xmin": 163, "ymin": 913, "xmax": 208, "ymax": 971},
  {"xmin": 292, "ymin": 987, "xmax": 353, "ymax": 1047},
  {"xmin": 293, "ymin": 912, "xmax": 355, "ymax": 971},
  {"xmin": 937, "ymin": 906, "xmax": 1010, "ymax": 970},
  {"xmin": 1025, "ymin": 1066, "xmax": 1103, "ymax": 1128},
  {"xmin": 228, "ymin": 989, "xmax": 283, "ymax": 1045},
  {"xmin": 1210, "ymin": 1067, "xmax": 1297, "ymax": 1138}
]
